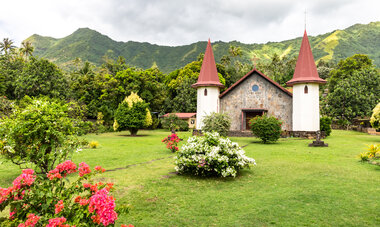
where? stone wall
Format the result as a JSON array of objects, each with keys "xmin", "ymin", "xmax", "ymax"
[{"xmin": 220, "ymin": 71, "xmax": 292, "ymax": 131}]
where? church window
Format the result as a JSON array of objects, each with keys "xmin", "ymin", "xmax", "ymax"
[
  {"xmin": 252, "ymin": 85, "xmax": 259, "ymax": 92},
  {"xmin": 304, "ymin": 85, "xmax": 308, "ymax": 94},
  {"xmin": 204, "ymin": 89, "xmax": 207, "ymax": 96}
]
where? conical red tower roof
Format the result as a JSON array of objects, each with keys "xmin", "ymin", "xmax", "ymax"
[
  {"xmin": 192, "ymin": 39, "xmax": 224, "ymax": 88},
  {"xmin": 286, "ymin": 30, "xmax": 326, "ymax": 86}
]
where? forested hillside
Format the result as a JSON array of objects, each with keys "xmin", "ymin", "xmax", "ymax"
[{"xmin": 25, "ymin": 22, "xmax": 380, "ymax": 73}]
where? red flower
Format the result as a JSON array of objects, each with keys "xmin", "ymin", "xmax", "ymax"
[
  {"xmin": 46, "ymin": 217, "xmax": 67, "ymax": 227},
  {"xmin": 88, "ymin": 188, "xmax": 118, "ymax": 226},
  {"xmin": 55, "ymin": 200, "xmax": 64, "ymax": 214},
  {"xmin": 79, "ymin": 199, "xmax": 89, "ymax": 206},
  {"xmin": 78, "ymin": 162, "xmax": 91, "ymax": 177},
  {"xmin": 18, "ymin": 213, "xmax": 40, "ymax": 227},
  {"xmin": 94, "ymin": 166, "xmax": 106, "ymax": 173}
]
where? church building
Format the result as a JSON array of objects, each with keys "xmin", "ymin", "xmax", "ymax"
[{"xmin": 193, "ymin": 30, "xmax": 326, "ymax": 136}]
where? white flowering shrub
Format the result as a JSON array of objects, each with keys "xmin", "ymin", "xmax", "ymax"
[{"xmin": 174, "ymin": 132, "xmax": 256, "ymax": 177}]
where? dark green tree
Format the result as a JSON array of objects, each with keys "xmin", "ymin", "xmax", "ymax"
[
  {"xmin": 323, "ymin": 64, "xmax": 380, "ymax": 125},
  {"xmin": 328, "ymin": 54, "xmax": 373, "ymax": 93},
  {"xmin": 15, "ymin": 57, "xmax": 68, "ymax": 99}
]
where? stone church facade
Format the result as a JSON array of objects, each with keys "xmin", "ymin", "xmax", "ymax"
[{"xmin": 219, "ymin": 69, "xmax": 293, "ymax": 132}]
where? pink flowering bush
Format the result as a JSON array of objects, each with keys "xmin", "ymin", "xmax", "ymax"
[
  {"xmin": 162, "ymin": 133, "xmax": 181, "ymax": 152},
  {"xmin": 0, "ymin": 160, "xmax": 129, "ymax": 226}
]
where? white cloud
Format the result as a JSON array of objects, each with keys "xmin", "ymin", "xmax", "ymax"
[{"xmin": 0, "ymin": 0, "xmax": 379, "ymax": 46}]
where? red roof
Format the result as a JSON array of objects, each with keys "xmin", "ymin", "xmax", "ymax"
[
  {"xmin": 162, "ymin": 113, "xmax": 196, "ymax": 119},
  {"xmin": 219, "ymin": 68, "xmax": 292, "ymax": 98},
  {"xmin": 286, "ymin": 30, "xmax": 326, "ymax": 86},
  {"xmin": 192, "ymin": 39, "xmax": 224, "ymax": 88}
]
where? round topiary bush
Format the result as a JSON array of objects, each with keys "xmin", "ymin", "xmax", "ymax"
[
  {"xmin": 174, "ymin": 132, "xmax": 256, "ymax": 177},
  {"xmin": 249, "ymin": 114, "xmax": 282, "ymax": 143}
]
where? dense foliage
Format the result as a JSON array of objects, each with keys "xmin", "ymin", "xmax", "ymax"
[
  {"xmin": 202, "ymin": 112, "xmax": 231, "ymax": 137},
  {"xmin": 0, "ymin": 161, "xmax": 128, "ymax": 226},
  {"xmin": 114, "ymin": 92, "xmax": 152, "ymax": 136},
  {"xmin": 161, "ymin": 114, "xmax": 189, "ymax": 132},
  {"xmin": 0, "ymin": 99, "xmax": 81, "ymax": 174},
  {"xmin": 323, "ymin": 54, "xmax": 380, "ymax": 125},
  {"xmin": 1, "ymin": 28, "xmax": 380, "ymax": 133},
  {"xmin": 175, "ymin": 132, "xmax": 255, "ymax": 177},
  {"xmin": 370, "ymin": 102, "xmax": 380, "ymax": 130},
  {"xmin": 320, "ymin": 116, "xmax": 332, "ymax": 137},
  {"xmin": 249, "ymin": 115, "xmax": 282, "ymax": 143}
]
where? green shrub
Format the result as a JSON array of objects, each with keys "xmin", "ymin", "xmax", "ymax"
[
  {"xmin": 175, "ymin": 132, "xmax": 256, "ymax": 177},
  {"xmin": 320, "ymin": 116, "xmax": 332, "ymax": 136},
  {"xmin": 0, "ymin": 99, "xmax": 81, "ymax": 174},
  {"xmin": 357, "ymin": 144, "xmax": 379, "ymax": 164},
  {"xmin": 88, "ymin": 141, "xmax": 99, "ymax": 149},
  {"xmin": 161, "ymin": 114, "xmax": 181, "ymax": 132},
  {"xmin": 249, "ymin": 114, "xmax": 282, "ymax": 143},
  {"xmin": 178, "ymin": 119, "xmax": 189, "ymax": 131},
  {"xmin": 202, "ymin": 112, "xmax": 231, "ymax": 137},
  {"xmin": 370, "ymin": 102, "xmax": 380, "ymax": 130},
  {"xmin": 114, "ymin": 92, "xmax": 152, "ymax": 136}
]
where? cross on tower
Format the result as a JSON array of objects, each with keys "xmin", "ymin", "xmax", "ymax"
[{"xmin": 251, "ymin": 55, "xmax": 260, "ymax": 68}]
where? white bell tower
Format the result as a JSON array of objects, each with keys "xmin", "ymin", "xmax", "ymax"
[
  {"xmin": 286, "ymin": 30, "xmax": 326, "ymax": 132},
  {"xmin": 192, "ymin": 39, "xmax": 224, "ymax": 130}
]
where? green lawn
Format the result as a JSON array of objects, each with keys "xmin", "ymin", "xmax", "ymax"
[{"xmin": 1, "ymin": 130, "xmax": 379, "ymax": 226}]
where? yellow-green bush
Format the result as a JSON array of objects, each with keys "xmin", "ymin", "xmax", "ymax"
[{"xmin": 88, "ymin": 141, "xmax": 99, "ymax": 149}]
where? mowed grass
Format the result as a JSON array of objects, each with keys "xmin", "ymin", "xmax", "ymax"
[{"xmin": 1, "ymin": 130, "xmax": 379, "ymax": 226}]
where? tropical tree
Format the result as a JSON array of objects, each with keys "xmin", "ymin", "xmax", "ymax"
[
  {"xmin": 19, "ymin": 40, "xmax": 34, "ymax": 59},
  {"xmin": 0, "ymin": 38, "xmax": 16, "ymax": 55},
  {"xmin": 15, "ymin": 57, "xmax": 68, "ymax": 99},
  {"xmin": 323, "ymin": 56, "xmax": 380, "ymax": 125}
]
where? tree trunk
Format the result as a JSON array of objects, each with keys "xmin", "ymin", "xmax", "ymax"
[{"xmin": 129, "ymin": 128, "xmax": 138, "ymax": 136}]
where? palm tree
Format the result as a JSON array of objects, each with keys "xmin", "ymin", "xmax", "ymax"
[
  {"xmin": 0, "ymin": 38, "xmax": 16, "ymax": 55},
  {"xmin": 20, "ymin": 40, "xmax": 34, "ymax": 59},
  {"xmin": 228, "ymin": 45, "xmax": 242, "ymax": 58}
]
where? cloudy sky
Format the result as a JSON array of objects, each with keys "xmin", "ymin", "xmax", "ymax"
[{"xmin": 1, "ymin": 0, "xmax": 379, "ymax": 46}]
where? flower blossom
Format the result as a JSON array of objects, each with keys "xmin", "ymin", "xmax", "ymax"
[
  {"xmin": 55, "ymin": 200, "xmax": 64, "ymax": 214},
  {"xmin": 18, "ymin": 213, "xmax": 40, "ymax": 227},
  {"xmin": 46, "ymin": 217, "xmax": 69, "ymax": 227},
  {"xmin": 88, "ymin": 188, "xmax": 118, "ymax": 226},
  {"xmin": 12, "ymin": 169, "xmax": 36, "ymax": 190},
  {"xmin": 47, "ymin": 160, "xmax": 77, "ymax": 180},
  {"xmin": 94, "ymin": 166, "xmax": 106, "ymax": 173},
  {"xmin": 78, "ymin": 162, "xmax": 91, "ymax": 177}
]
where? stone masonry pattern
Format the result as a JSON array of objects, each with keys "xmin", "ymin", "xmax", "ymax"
[{"xmin": 220, "ymin": 72, "xmax": 293, "ymax": 131}]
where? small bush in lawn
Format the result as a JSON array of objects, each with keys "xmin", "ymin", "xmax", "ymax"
[
  {"xmin": 202, "ymin": 112, "xmax": 231, "ymax": 137},
  {"xmin": 162, "ymin": 133, "xmax": 181, "ymax": 152},
  {"xmin": 89, "ymin": 141, "xmax": 99, "ymax": 149},
  {"xmin": 249, "ymin": 114, "xmax": 282, "ymax": 143},
  {"xmin": 175, "ymin": 132, "xmax": 256, "ymax": 177},
  {"xmin": 357, "ymin": 144, "xmax": 380, "ymax": 164},
  {"xmin": 0, "ymin": 161, "xmax": 129, "ymax": 226},
  {"xmin": 320, "ymin": 116, "xmax": 332, "ymax": 137},
  {"xmin": 161, "ymin": 114, "xmax": 181, "ymax": 132}
]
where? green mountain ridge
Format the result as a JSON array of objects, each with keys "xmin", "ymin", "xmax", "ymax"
[{"xmin": 25, "ymin": 22, "xmax": 380, "ymax": 73}]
